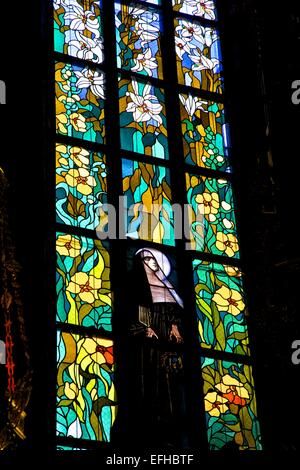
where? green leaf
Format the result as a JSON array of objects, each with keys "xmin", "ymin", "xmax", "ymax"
[
  {"xmin": 196, "ymin": 296, "xmax": 213, "ymax": 322},
  {"xmin": 182, "ymin": 118, "xmax": 194, "ymax": 132}
]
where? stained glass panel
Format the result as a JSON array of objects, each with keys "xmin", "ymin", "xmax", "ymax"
[
  {"xmin": 115, "ymin": 2, "xmax": 163, "ymax": 79},
  {"xmin": 57, "ymin": 330, "xmax": 116, "ymax": 442},
  {"xmin": 119, "ymin": 77, "xmax": 168, "ymax": 159},
  {"xmin": 56, "ymin": 61, "xmax": 105, "ymax": 143},
  {"xmin": 54, "ymin": 0, "xmax": 104, "ymax": 64},
  {"xmin": 122, "ymin": 159, "xmax": 174, "ymax": 245},
  {"xmin": 179, "ymin": 94, "xmax": 230, "ymax": 171},
  {"xmin": 201, "ymin": 357, "xmax": 262, "ymax": 450},
  {"xmin": 186, "ymin": 174, "xmax": 240, "ymax": 257},
  {"xmin": 193, "ymin": 260, "xmax": 249, "ymax": 354},
  {"xmin": 174, "ymin": 18, "xmax": 223, "ymax": 92},
  {"xmin": 56, "ymin": 233, "xmax": 112, "ymax": 331},
  {"xmin": 172, "ymin": 0, "xmax": 217, "ymax": 20},
  {"xmin": 56, "ymin": 143, "xmax": 107, "ymax": 230}
]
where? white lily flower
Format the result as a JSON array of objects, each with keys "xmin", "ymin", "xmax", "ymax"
[
  {"xmin": 189, "ymin": 53, "xmax": 220, "ymax": 71},
  {"xmin": 179, "ymin": 94, "xmax": 208, "ymax": 116},
  {"xmin": 64, "ymin": 3, "xmax": 101, "ymax": 38},
  {"xmin": 74, "ymin": 68, "xmax": 105, "ymax": 98},
  {"xmin": 129, "ymin": 7, "xmax": 160, "ymax": 46},
  {"xmin": 68, "ymin": 31, "xmax": 104, "ymax": 63},
  {"xmin": 175, "ymin": 36, "xmax": 196, "ymax": 60},
  {"xmin": 176, "ymin": 21, "xmax": 205, "ymax": 45},
  {"xmin": 196, "ymin": 1, "xmax": 216, "ymax": 20},
  {"xmin": 136, "ymin": 19, "xmax": 160, "ymax": 46},
  {"xmin": 126, "ymin": 79, "xmax": 163, "ymax": 127},
  {"xmin": 131, "ymin": 48, "xmax": 158, "ymax": 76}
]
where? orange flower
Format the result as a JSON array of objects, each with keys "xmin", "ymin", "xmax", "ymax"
[
  {"xmin": 76, "ymin": 337, "xmax": 114, "ymax": 372},
  {"xmin": 215, "ymin": 374, "xmax": 249, "ymax": 407},
  {"xmin": 95, "ymin": 345, "xmax": 114, "ymax": 366}
]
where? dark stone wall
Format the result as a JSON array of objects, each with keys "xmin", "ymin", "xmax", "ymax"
[{"xmin": 220, "ymin": 0, "xmax": 300, "ymax": 453}]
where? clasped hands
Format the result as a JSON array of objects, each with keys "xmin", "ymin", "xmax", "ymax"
[{"xmin": 146, "ymin": 324, "xmax": 183, "ymax": 343}]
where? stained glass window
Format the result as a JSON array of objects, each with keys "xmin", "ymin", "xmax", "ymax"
[
  {"xmin": 174, "ymin": 17, "xmax": 223, "ymax": 92},
  {"xmin": 201, "ymin": 357, "xmax": 262, "ymax": 450},
  {"xmin": 186, "ymin": 173, "xmax": 239, "ymax": 256},
  {"xmin": 56, "ymin": 143, "xmax": 107, "ymax": 229},
  {"xmin": 179, "ymin": 94, "xmax": 230, "ymax": 170},
  {"xmin": 57, "ymin": 330, "xmax": 116, "ymax": 442},
  {"xmin": 122, "ymin": 159, "xmax": 174, "ymax": 245},
  {"xmin": 56, "ymin": 233, "xmax": 112, "ymax": 331},
  {"xmin": 115, "ymin": 2, "xmax": 163, "ymax": 79},
  {"xmin": 172, "ymin": 0, "xmax": 217, "ymax": 20},
  {"xmin": 193, "ymin": 260, "xmax": 249, "ymax": 354},
  {"xmin": 52, "ymin": 0, "xmax": 261, "ymax": 452},
  {"xmin": 119, "ymin": 77, "xmax": 168, "ymax": 159},
  {"xmin": 54, "ymin": 0, "xmax": 104, "ymax": 64},
  {"xmin": 56, "ymin": 62, "xmax": 105, "ymax": 143}
]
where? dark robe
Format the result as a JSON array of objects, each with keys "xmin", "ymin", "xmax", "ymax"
[{"xmin": 126, "ymin": 251, "xmax": 187, "ymax": 448}]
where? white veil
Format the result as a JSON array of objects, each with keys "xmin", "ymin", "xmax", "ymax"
[{"xmin": 135, "ymin": 248, "xmax": 184, "ymax": 308}]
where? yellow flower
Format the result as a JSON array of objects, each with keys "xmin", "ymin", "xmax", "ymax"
[
  {"xmin": 70, "ymin": 113, "xmax": 87, "ymax": 132},
  {"xmin": 215, "ymin": 374, "xmax": 249, "ymax": 406},
  {"xmin": 56, "ymin": 144, "xmax": 67, "ymax": 154},
  {"xmin": 56, "ymin": 234, "xmax": 81, "ymax": 258},
  {"xmin": 204, "ymin": 391, "xmax": 229, "ymax": 417},
  {"xmin": 212, "ymin": 285, "xmax": 245, "ymax": 316},
  {"xmin": 58, "ymin": 157, "xmax": 68, "ymax": 166},
  {"xmin": 65, "ymin": 168, "xmax": 96, "ymax": 195},
  {"xmin": 195, "ymin": 192, "xmax": 219, "ymax": 215},
  {"xmin": 215, "ymin": 232, "xmax": 239, "ymax": 257},
  {"xmin": 224, "ymin": 265, "xmax": 242, "ymax": 277},
  {"xmin": 64, "ymin": 382, "xmax": 79, "ymax": 401},
  {"xmin": 69, "ymin": 147, "xmax": 90, "ymax": 167},
  {"xmin": 76, "ymin": 337, "xmax": 114, "ymax": 371},
  {"xmin": 67, "ymin": 272, "xmax": 101, "ymax": 303},
  {"xmin": 56, "ymin": 113, "xmax": 68, "ymax": 134}
]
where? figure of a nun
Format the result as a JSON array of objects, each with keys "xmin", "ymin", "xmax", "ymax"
[{"xmin": 127, "ymin": 248, "xmax": 187, "ymax": 448}]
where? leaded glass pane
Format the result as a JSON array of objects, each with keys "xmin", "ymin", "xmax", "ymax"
[
  {"xmin": 56, "ymin": 62, "xmax": 105, "ymax": 143},
  {"xmin": 57, "ymin": 330, "xmax": 116, "ymax": 441},
  {"xmin": 193, "ymin": 260, "xmax": 249, "ymax": 354},
  {"xmin": 56, "ymin": 233, "xmax": 112, "ymax": 331},
  {"xmin": 56, "ymin": 143, "xmax": 107, "ymax": 230},
  {"xmin": 179, "ymin": 93, "xmax": 230, "ymax": 170},
  {"xmin": 122, "ymin": 159, "xmax": 174, "ymax": 245},
  {"xmin": 201, "ymin": 357, "xmax": 262, "ymax": 450},
  {"xmin": 54, "ymin": 0, "xmax": 104, "ymax": 64},
  {"xmin": 119, "ymin": 77, "xmax": 168, "ymax": 159},
  {"xmin": 115, "ymin": 2, "xmax": 163, "ymax": 79},
  {"xmin": 174, "ymin": 18, "xmax": 223, "ymax": 92},
  {"xmin": 186, "ymin": 173, "xmax": 240, "ymax": 257}
]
